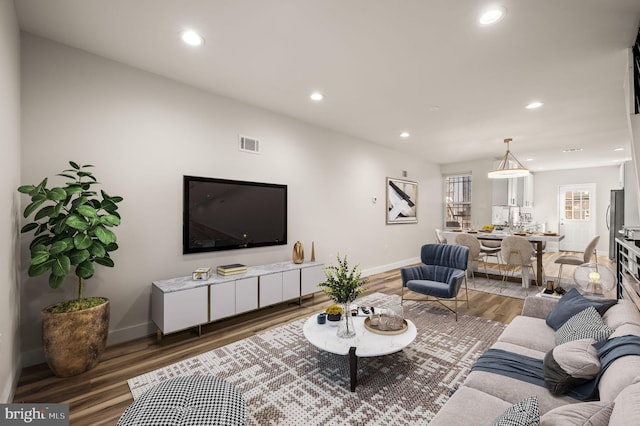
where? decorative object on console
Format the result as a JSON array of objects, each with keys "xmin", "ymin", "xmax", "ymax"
[
  {"xmin": 487, "ymin": 138, "xmax": 530, "ymax": 179},
  {"xmin": 216, "ymin": 263, "xmax": 247, "ymax": 276},
  {"xmin": 318, "ymin": 254, "xmax": 368, "ymax": 338},
  {"xmin": 292, "ymin": 241, "xmax": 304, "ymax": 264},
  {"xmin": 17, "ymin": 161, "xmax": 123, "ymax": 377},
  {"xmin": 310, "ymin": 241, "xmax": 316, "ymax": 262},
  {"xmin": 386, "ymin": 177, "xmax": 417, "ymax": 224},
  {"xmin": 192, "ymin": 267, "xmax": 212, "ymax": 280}
]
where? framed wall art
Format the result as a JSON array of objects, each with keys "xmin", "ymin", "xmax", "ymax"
[{"xmin": 386, "ymin": 177, "xmax": 417, "ymax": 224}]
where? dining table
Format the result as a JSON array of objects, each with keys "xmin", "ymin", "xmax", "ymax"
[{"xmin": 440, "ymin": 230, "xmax": 565, "ymax": 287}]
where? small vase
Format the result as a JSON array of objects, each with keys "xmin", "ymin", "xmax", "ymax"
[{"xmin": 337, "ymin": 303, "xmax": 356, "ymax": 338}]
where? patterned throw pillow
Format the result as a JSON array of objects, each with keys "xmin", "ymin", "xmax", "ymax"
[
  {"xmin": 491, "ymin": 396, "xmax": 540, "ymax": 426},
  {"xmin": 546, "ymin": 288, "xmax": 617, "ymax": 331},
  {"xmin": 543, "ymin": 338, "xmax": 600, "ymax": 395},
  {"xmin": 555, "ymin": 306, "xmax": 614, "ymax": 346}
]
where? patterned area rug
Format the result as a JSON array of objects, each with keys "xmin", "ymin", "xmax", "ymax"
[{"xmin": 128, "ymin": 293, "xmax": 506, "ymax": 425}]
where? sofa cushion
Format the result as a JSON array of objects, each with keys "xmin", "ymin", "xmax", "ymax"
[
  {"xmin": 598, "ymin": 353, "xmax": 640, "ymax": 401},
  {"xmin": 463, "ymin": 370, "xmax": 579, "ymax": 414},
  {"xmin": 609, "ymin": 380, "xmax": 640, "ymax": 425},
  {"xmin": 491, "ymin": 341, "xmax": 546, "ymax": 360},
  {"xmin": 609, "ymin": 323, "xmax": 640, "ymax": 339},
  {"xmin": 603, "ymin": 298, "xmax": 640, "ymax": 329},
  {"xmin": 543, "ymin": 339, "xmax": 600, "ymax": 395},
  {"xmin": 498, "ymin": 316, "xmax": 557, "ymax": 353},
  {"xmin": 546, "ymin": 289, "xmax": 616, "ymax": 331},
  {"xmin": 540, "ymin": 401, "xmax": 613, "ymax": 426},
  {"xmin": 428, "ymin": 385, "xmax": 513, "ymax": 426},
  {"xmin": 555, "ymin": 307, "xmax": 614, "ymax": 345},
  {"xmin": 491, "ymin": 396, "xmax": 540, "ymax": 426}
]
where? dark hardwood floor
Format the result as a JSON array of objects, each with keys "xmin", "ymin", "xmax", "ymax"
[{"xmin": 14, "ymin": 252, "xmax": 611, "ymax": 425}]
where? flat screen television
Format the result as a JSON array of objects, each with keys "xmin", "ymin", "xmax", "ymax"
[{"xmin": 183, "ymin": 176, "xmax": 287, "ymax": 254}]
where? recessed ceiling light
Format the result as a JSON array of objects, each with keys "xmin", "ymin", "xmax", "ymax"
[
  {"xmin": 562, "ymin": 148, "xmax": 583, "ymax": 153},
  {"xmin": 400, "ymin": 132, "xmax": 410, "ymax": 138},
  {"xmin": 525, "ymin": 158, "xmax": 534, "ymax": 162},
  {"xmin": 614, "ymin": 147, "xmax": 624, "ymax": 152},
  {"xmin": 526, "ymin": 101, "xmax": 544, "ymax": 109},
  {"xmin": 479, "ymin": 7, "xmax": 506, "ymax": 25},
  {"xmin": 181, "ymin": 30, "xmax": 204, "ymax": 46},
  {"xmin": 310, "ymin": 92, "xmax": 324, "ymax": 101}
]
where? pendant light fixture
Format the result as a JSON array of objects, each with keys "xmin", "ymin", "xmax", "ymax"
[{"xmin": 487, "ymin": 138, "xmax": 530, "ymax": 179}]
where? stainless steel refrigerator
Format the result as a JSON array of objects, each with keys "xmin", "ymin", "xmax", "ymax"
[{"xmin": 608, "ymin": 189, "xmax": 624, "ymax": 259}]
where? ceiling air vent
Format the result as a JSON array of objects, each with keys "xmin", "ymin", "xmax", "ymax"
[{"xmin": 239, "ymin": 135, "xmax": 260, "ymax": 154}]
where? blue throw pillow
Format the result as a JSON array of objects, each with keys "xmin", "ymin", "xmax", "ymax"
[{"xmin": 545, "ymin": 288, "xmax": 617, "ymax": 331}]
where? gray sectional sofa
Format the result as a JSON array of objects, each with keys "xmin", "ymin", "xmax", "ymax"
[{"xmin": 430, "ymin": 294, "xmax": 640, "ymax": 425}]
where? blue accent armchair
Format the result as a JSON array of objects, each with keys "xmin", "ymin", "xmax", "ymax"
[{"xmin": 401, "ymin": 244, "xmax": 470, "ymax": 320}]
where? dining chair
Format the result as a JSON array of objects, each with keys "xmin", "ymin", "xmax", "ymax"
[
  {"xmin": 500, "ymin": 235, "xmax": 539, "ymax": 295},
  {"xmin": 479, "ymin": 239, "xmax": 502, "ymax": 275},
  {"xmin": 435, "ymin": 228, "xmax": 447, "ymax": 244},
  {"xmin": 554, "ymin": 235, "xmax": 600, "ymax": 286},
  {"xmin": 455, "ymin": 234, "xmax": 490, "ymax": 286}
]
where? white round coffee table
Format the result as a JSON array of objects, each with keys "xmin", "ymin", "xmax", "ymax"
[{"xmin": 302, "ymin": 313, "xmax": 417, "ymax": 391}]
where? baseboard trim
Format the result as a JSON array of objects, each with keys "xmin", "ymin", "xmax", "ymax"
[{"xmin": 361, "ymin": 257, "xmax": 419, "ymax": 277}]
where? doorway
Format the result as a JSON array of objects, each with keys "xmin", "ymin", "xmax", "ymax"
[{"xmin": 558, "ymin": 184, "xmax": 596, "ymax": 251}]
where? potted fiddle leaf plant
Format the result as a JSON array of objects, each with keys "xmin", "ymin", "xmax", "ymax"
[
  {"xmin": 318, "ymin": 254, "xmax": 367, "ymax": 338},
  {"xmin": 18, "ymin": 161, "xmax": 123, "ymax": 377}
]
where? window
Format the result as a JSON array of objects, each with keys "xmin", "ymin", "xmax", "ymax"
[
  {"xmin": 445, "ymin": 174, "xmax": 472, "ymax": 229},
  {"xmin": 564, "ymin": 191, "xmax": 590, "ymax": 220}
]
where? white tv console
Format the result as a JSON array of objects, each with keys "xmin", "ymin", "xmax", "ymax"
[{"xmin": 151, "ymin": 261, "xmax": 325, "ymax": 338}]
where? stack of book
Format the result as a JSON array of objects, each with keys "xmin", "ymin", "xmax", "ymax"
[{"xmin": 217, "ymin": 263, "xmax": 247, "ymax": 276}]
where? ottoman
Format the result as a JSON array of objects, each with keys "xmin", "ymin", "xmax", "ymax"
[{"xmin": 118, "ymin": 376, "xmax": 246, "ymax": 425}]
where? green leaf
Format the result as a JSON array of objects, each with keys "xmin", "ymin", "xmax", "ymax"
[
  {"xmin": 100, "ymin": 214, "xmax": 121, "ymax": 226},
  {"xmin": 94, "ymin": 226, "xmax": 116, "ymax": 245},
  {"xmin": 28, "ymin": 260, "xmax": 53, "ymax": 277},
  {"xmin": 65, "ymin": 214, "xmax": 89, "ymax": 231},
  {"xmin": 23, "ymin": 198, "xmax": 46, "ymax": 218},
  {"xmin": 73, "ymin": 233, "xmax": 93, "ymax": 250},
  {"xmin": 101, "ymin": 199, "xmax": 118, "ymax": 213},
  {"xmin": 53, "ymin": 219, "xmax": 67, "ymax": 234},
  {"xmin": 29, "ymin": 235, "xmax": 51, "ymax": 250},
  {"xmin": 82, "ymin": 164, "xmax": 95, "ymax": 168},
  {"xmin": 94, "ymin": 256, "xmax": 114, "ymax": 267},
  {"xmin": 71, "ymin": 195, "xmax": 88, "ymax": 210},
  {"xmin": 17, "ymin": 185, "xmax": 35, "ymax": 194},
  {"xmin": 20, "ymin": 222, "xmax": 38, "ymax": 233},
  {"xmin": 49, "ymin": 240, "xmax": 70, "ymax": 255},
  {"xmin": 88, "ymin": 242, "xmax": 106, "ymax": 258},
  {"xmin": 77, "ymin": 205, "xmax": 98, "ymax": 218},
  {"xmin": 57, "ymin": 173, "xmax": 76, "ymax": 180},
  {"xmin": 69, "ymin": 161, "xmax": 80, "ymax": 170},
  {"xmin": 52, "ymin": 202, "xmax": 63, "ymax": 218},
  {"xmin": 51, "ymin": 254, "xmax": 71, "ymax": 277},
  {"xmin": 105, "ymin": 242, "xmax": 118, "ymax": 252},
  {"xmin": 35, "ymin": 222, "xmax": 49, "ymax": 236},
  {"xmin": 69, "ymin": 249, "xmax": 90, "ymax": 265},
  {"xmin": 34, "ymin": 205, "xmax": 55, "ymax": 221},
  {"xmin": 35, "ymin": 177, "xmax": 48, "ymax": 194},
  {"xmin": 76, "ymin": 260, "xmax": 94, "ymax": 279},
  {"xmin": 30, "ymin": 245, "xmax": 50, "ymax": 265},
  {"xmin": 47, "ymin": 188, "xmax": 67, "ymax": 201},
  {"xmin": 49, "ymin": 273, "xmax": 65, "ymax": 289},
  {"xmin": 64, "ymin": 186, "xmax": 83, "ymax": 195}
]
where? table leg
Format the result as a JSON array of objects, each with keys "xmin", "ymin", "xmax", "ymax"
[
  {"xmin": 349, "ymin": 346, "xmax": 357, "ymax": 392},
  {"xmin": 536, "ymin": 241, "xmax": 543, "ymax": 286}
]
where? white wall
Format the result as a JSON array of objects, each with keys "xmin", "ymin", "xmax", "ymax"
[
  {"xmin": 440, "ymin": 158, "xmax": 495, "ymax": 227},
  {"xmin": 0, "ymin": 0, "xmax": 22, "ymax": 403},
  {"xmin": 529, "ymin": 165, "xmax": 620, "ymax": 254},
  {"xmin": 19, "ymin": 34, "xmax": 441, "ymax": 365}
]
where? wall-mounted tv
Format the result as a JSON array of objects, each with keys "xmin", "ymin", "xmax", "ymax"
[{"xmin": 183, "ymin": 176, "xmax": 287, "ymax": 254}]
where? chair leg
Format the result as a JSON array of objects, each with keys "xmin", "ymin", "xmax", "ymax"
[
  {"xmin": 464, "ymin": 277, "xmax": 469, "ymax": 308},
  {"xmin": 556, "ymin": 263, "xmax": 564, "ymax": 287},
  {"xmin": 454, "ymin": 295, "xmax": 458, "ymax": 321}
]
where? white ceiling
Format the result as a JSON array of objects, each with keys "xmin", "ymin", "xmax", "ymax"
[{"xmin": 14, "ymin": 0, "xmax": 640, "ymax": 172}]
